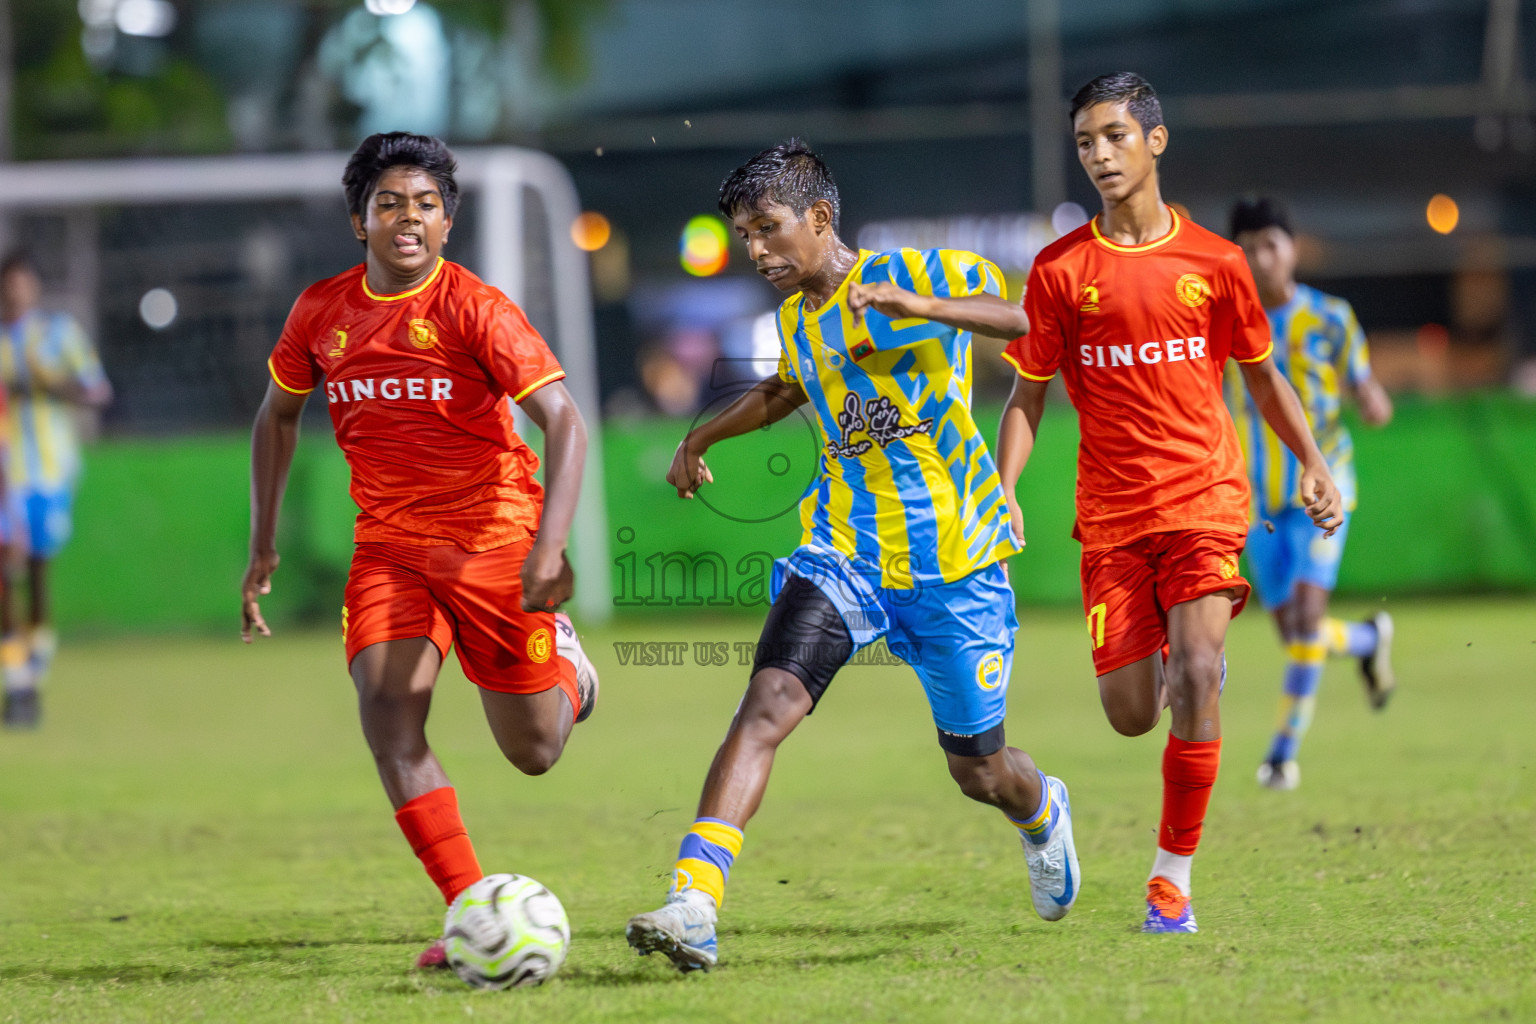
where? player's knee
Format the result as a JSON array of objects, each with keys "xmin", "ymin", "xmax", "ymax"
[
  {"xmin": 1166, "ymin": 648, "xmax": 1222, "ymax": 698},
  {"xmin": 355, "ymin": 684, "xmax": 417, "ymax": 735},
  {"xmin": 1105, "ymin": 703, "xmax": 1158, "ymax": 737},
  {"xmin": 355, "ymin": 681, "xmax": 393, "ymax": 714},
  {"xmin": 735, "ymin": 670, "xmax": 811, "ymax": 740},
  {"xmin": 1099, "ymin": 684, "xmax": 1159, "ymax": 736},
  {"xmin": 1279, "ymin": 608, "xmax": 1319, "ymax": 643},
  {"xmin": 505, "ymin": 737, "xmax": 563, "ymax": 776}
]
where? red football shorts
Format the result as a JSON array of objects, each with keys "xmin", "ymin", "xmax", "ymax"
[
  {"xmin": 1080, "ymin": 530, "xmax": 1251, "ymax": 675},
  {"xmin": 343, "ymin": 536, "xmax": 563, "ymax": 694}
]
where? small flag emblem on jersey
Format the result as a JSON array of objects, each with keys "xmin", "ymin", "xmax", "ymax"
[{"xmin": 850, "ymin": 339, "xmax": 876, "ymax": 361}]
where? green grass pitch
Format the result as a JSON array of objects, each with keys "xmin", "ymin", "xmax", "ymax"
[{"xmin": 1, "ymin": 599, "xmax": 1532, "ymax": 1022}]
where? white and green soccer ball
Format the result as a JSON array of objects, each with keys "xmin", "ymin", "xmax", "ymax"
[{"xmin": 442, "ymin": 873, "xmax": 570, "ymax": 989}]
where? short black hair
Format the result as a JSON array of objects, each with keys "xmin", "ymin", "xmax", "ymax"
[
  {"xmin": 0, "ymin": 249, "xmax": 35, "ymax": 278},
  {"xmin": 718, "ymin": 138, "xmax": 841, "ymax": 233},
  {"xmin": 1229, "ymin": 196, "xmax": 1293, "ymax": 239},
  {"xmin": 342, "ymin": 132, "xmax": 460, "ymax": 223},
  {"xmin": 1069, "ymin": 72, "xmax": 1164, "ymax": 134}
]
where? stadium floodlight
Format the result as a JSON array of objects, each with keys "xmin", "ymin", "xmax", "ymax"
[
  {"xmin": 0, "ymin": 146, "xmax": 611, "ymax": 623},
  {"xmin": 115, "ymin": 0, "xmax": 177, "ymax": 37},
  {"xmin": 364, "ymin": 0, "xmax": 418, "ymax": 15}
]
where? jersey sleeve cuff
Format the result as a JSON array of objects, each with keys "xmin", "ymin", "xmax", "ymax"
[
  {"xmin": 511, "ymin": 369, "xmax": 567, "ymax": 404},
  {"xmin": 268, "ymin": 358, "xmax": 315, "ymax": 395},
  {"xmin": 1000, "ymin": 351, "xmax": 1056, "ymax": 382},
  {"xmin": 1235, "ymin": 340, "xmax": 1275, "ymax": 365}
]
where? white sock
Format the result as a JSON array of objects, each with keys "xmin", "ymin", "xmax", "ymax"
[{"xmin": 1149, "ymin": 848, "xmax": 1193, "ymax": 897}]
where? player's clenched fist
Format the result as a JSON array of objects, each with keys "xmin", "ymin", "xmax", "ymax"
[
  {"xmin": 666, "ymin": 437, "xmax": 714, "ymax": 498},
  {"xmin": 520, "ymin": 542, "xmax": 574, "ymax": 612},
  {"xmin": 1299, "ymin": 462, "xmax": 1344, "ymax": 536}
]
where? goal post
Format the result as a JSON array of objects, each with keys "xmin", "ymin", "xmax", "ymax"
[{"xmin": 0, "ymin": 147, "xmax": 611, "ymax": 624}]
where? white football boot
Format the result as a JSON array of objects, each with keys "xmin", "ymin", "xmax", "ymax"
[
  {"xmin": 625, "ymin": 888, "xmax": 718, "ymax": 971},
  {"xmin": 553, "ymin": 612, "xmax": 599, "ymax": 723},
  {"xmin": 1021, "ymin": 775, "xmax": 1080, "ymax": 922},
  {"xmin": 1360, "ymin": 611, "xmax": 1396, "ymax": 711},
  {"xmin": 1257, "ymin": 759, "xmax": 1301, "ymax": 790}
]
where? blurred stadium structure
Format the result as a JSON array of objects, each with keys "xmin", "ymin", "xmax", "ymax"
[
  {"xmin": 4, "ymin": 1, "xmax": 1536, "ymax": 415},
  {"xmin": 0, "ymin": 0, "xmax": 1533, "ymax": 632}
]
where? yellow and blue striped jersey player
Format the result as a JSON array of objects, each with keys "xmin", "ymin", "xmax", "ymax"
[
  {"xmin": 625, "ymin": 140, "xmax": 1080, "ymax": 971},
  {"xmin": 0, "ymin": 251, "xmax": 113, "ymax": 723},
  {"xmin": 1227, "ymin": 198, "xmax": 1395, "ymax": 792}
]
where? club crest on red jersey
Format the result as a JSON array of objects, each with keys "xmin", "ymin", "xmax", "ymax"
[
  {"xmin": 327, "ymin": 326, "xmax": 349, "ymax": 358},
  {"xmin": 1176, "ymin": 273, "xmax": 1211, "ymax": 308},
  {"xmin": 1079, "ymin": 283, "xmax": 1101, "ymax": 312},
  {"xmin": 407, "ymin": 318, "xmax": 439, "ymax": 350}
]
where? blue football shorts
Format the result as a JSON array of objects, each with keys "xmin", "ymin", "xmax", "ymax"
[
  {"xmin": 753, "ymin": 545, "xmax": 1016, "ymax": 755},
  {"xmin": 1245, "ymin": 507, "xmax": 1352, "ymax": 610},
  {"xmin": 8, "ymin": 486, "xmax": 76, "ymax": 559}
]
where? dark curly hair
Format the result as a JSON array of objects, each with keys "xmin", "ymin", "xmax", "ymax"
[
  {"xmin": 718, "ymin": 138, "xmax": 841, "ymax": 233},
  {"xmin": 1069, "ymin": 72, "xmax": 1164, "ymax": 135},
  {"xmin": 342, "ymin": 132, "xmax": 460, "ymax": 224}
]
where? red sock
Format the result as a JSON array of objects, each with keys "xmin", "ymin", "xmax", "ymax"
[
  {"xmin": 394, "ymin": 787, "xmax": 483, "ymax": 905},
  {"xmin": 1159, "ymin": 735, "xmax": 1222, "ymax": 855}
]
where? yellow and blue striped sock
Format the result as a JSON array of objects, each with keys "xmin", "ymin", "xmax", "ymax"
[
  {"xmin": 1324, "ymin": 617, "xmax": 1378, "ymax": 659},
  {"xmin": 1006, "ymin": 772, "xmax": 1059, "ymax": 846},
  {"xmin": 1267, "ymin": 635, "xmax": 1325, "ymax": 763},
  {"xmin": 673, "ymin": 817, "xmax": 743, "ymax": 908}
]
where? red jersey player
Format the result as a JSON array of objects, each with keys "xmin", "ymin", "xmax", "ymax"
[
  {"xmin": 998, "ymin": 74, "xmax": 1341, "ymax": 933},
  {"xmin": 240, "ymin": 133, "xmax": 598, "ymax": 967}
]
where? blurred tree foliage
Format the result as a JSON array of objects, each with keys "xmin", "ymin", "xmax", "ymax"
[
  {"xmin": 13, "ymin": 0, "xmax": 228, "ymax": 158},
  {"xmin": 416, "ymin": 0, "xmax": 610, "ymax": 84},
  {"xmin": 9, "ymin": 0, "xmax": 609, "ymax": 159}
]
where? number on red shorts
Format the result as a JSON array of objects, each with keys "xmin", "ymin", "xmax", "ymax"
[{"xmin": 1086, "ymin": 602, "xmax": 1107, "ymax": 649}]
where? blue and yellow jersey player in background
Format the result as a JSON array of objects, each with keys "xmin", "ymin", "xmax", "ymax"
[
  {"xmin": 1225, "ymin": 198, "xmax": 1395, "ymax": 791},
  {"xmin": 0, "ymin": 250, "xmax": 113, "ymax": 729},
  {"xmin": 625, "ymin": 140, "xmax": 1080, "ymax": 973}
]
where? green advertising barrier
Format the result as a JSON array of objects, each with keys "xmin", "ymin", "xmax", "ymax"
[{"xmin": 47, "ymin": 394, "xmax": 1536, "ymax": 634}]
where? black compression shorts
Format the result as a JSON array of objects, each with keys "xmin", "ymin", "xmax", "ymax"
[{"xmin": 750, "ymin": 575, "xmax": 853, "ymax": 709}]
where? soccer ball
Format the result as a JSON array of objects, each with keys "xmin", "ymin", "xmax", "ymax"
[{"xmin": 442, "ymin": 873, "xmax": 570, "ymax": 989}]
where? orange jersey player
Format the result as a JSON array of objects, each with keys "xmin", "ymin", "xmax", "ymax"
[
  {"xmin": 997, "ymin": 74, "xmax": 1342, "ymax": 933},
  {"xmin": 241, "ymin": 132, "xmax": 598, "ymax": 970}
]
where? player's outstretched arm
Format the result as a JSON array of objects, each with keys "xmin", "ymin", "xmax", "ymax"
[
  {"xmin": 519, "ymin": 381, "xmax": 588, "ymax": 612},
  {"xmin": 997, "ymin": 376, "xmax": 1050, "ymax": 543},
  {"xmin": 1239, "ymin": 357, "xmax": 1344, "ymax": 534},
  {"xmin": 847, "ymin": 281, "xmax": 1030, "ymax": 338},
  {"xmin": 243, "ymin": 381, "xmax": 308, "ymax": 642},
  {"xmin": 666, "ymin": 375, "xmax": 807, "ymax": 499}
]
